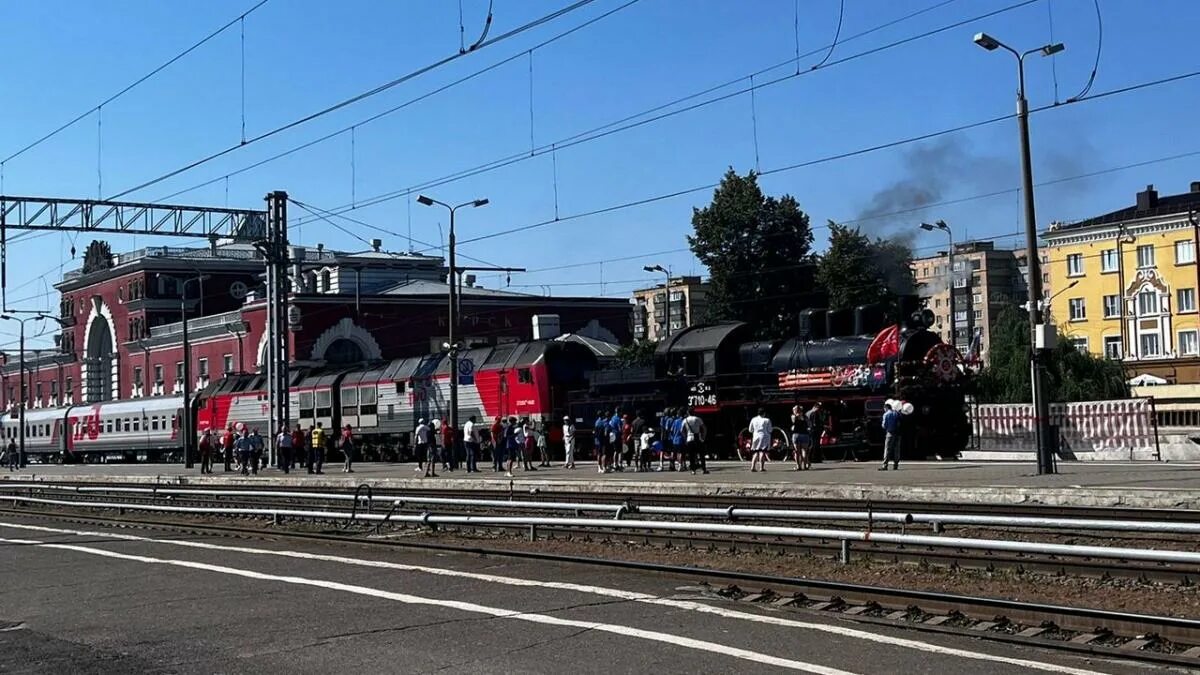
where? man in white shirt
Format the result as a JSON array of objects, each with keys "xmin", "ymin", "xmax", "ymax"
[
  {"xmin": 748, "ymin": 408, "xmax": 772, "ymax": 473},
  {"xmin": 683, "ymin": 407, "xmax": 708, "ymax": 475},
  {"xmin": 414, "ymin": 419, "xmax": 435, "ymax": 477},
  {"xmin": 463, "ymin": 415, "xmax": 480, "ymax": 473},
  {"xmin": 562, "ymin": 416, "xmax": 577, "ymax": 469}
]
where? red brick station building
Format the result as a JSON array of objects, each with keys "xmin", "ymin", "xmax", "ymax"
[{"xmin": 0, "ymin": 238, "xmax": 631, "ymax": 410}]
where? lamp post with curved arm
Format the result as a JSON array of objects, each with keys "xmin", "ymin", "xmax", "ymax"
[
  {"xmin": 973, "ymin": 31, "xmax": 1065, "ymax": 475},
  {"xmin": 415, "ymin": 195, "xmax": 488, "ymax": 436}
]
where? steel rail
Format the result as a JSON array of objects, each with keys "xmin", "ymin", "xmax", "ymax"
[
  {"xmin": 8, "ymin": 494, "xmax": 1200, "ymax": 566},
  {"xmin": 3, "ymin": 506, "xmax": 1198, "ymax": 666}
]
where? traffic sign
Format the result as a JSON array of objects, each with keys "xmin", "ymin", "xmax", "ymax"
[{"xmin": 458, "ymin": 357, "xmax": 475, "ymax": 385}]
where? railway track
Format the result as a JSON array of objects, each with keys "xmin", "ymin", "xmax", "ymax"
[{"xmin": 3, "ymin": 505, "xmax": 1198, "ymax": 670}]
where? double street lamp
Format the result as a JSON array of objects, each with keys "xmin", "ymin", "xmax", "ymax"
[
  {"xmin": 973, "ymin": 31, "xmax": 1065, "ymax": 475},
  {"xmin": 919, "ymin": 220, "xmax": 954, "ymax": 349},
  {"xmin": 1, "ymin": 313, "xmax": 67, "ymax": 468},
  {"xmin": 643, "ymin": 264, "xmax": 671, "ymax": 338},
  {"xmin": 416, "ymin": 194, "xmax": 488, "ymax": 437}
]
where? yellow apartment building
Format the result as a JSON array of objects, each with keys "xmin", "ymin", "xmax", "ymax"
[{"xmin": 1044, "ymin": 184, "xmax": 1200, "ymax": 381}]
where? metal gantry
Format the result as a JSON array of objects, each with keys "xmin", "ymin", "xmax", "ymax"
[{"xmin": 0, "ymin": 195, "xmax": 265, "ymax": 240}]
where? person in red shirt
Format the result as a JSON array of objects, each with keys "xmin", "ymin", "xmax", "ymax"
[
  {"xmin": 490, "ymin": 416, "xmax": 503, "ymax": 471},
  {"xmin": 292, "ymin": 425, "xmax": 307, "ymax": 471},
  {"xmin": 619, "ymin": 414, "xmax": 632, "ymax": 471},
  {"xmin": 221, "ymin": 425, "xmax": 235, "ymax": 472},
  {"xmin": 340, "ymin": 424, "xmax": 356, "ymax": 473},
  {"xmin": 441, "ymin": 419, "xmax": 457, "ymax": 471}
]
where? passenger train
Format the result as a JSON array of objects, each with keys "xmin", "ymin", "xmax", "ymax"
[{"xmin": 2, "ymin": 295, "xmax": 971, "ymax": 464}]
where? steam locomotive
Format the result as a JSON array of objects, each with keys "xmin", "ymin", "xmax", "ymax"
[
  {"xmin": 2, "ymin": 296, "xmax": 968, "ymax": 463},
  {"xmin": 573, "ymin": 296, "xmax": 970, "ymax": 460}
]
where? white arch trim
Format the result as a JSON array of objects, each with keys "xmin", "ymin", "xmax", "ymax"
[
  {"xmin": 80, "ymin": 296, "xmax": 119, "ymax": 401},
  {"xmin": 310, "ymin": 317, "xmax": 382, "ymax": 362}
]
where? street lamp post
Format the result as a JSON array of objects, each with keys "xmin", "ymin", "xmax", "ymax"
[
  {"xmin": 168, "ymin": 274, "xmax": 209, "ymax": 469},
  {"xmin": 643, "ymin": 265, "xmax": 671, "ymax": 338},
  {"xmin": 1, "ymin": 313, "xmax": 66, "ymax": 468},
  {"xmin": 416, "ymin": 194, "xmax": 488, "ymax": 437},
  {"xmin": 919, "ymin": 221, "xmax": 954, "ymax": 349},
  {"xmin": 974, "ymin": 31, "xmax": 1065, "ymax": 475}
]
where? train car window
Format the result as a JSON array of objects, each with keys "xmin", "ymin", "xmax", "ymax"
[
  {"xmin": 684, "ymin": 354, "xmax": 702, "ymax": 377},
  {"xmin": 341, "ymin": 387, "xmax": 358, "ymax": 406},
  {"xmin": 133, "ymin": 418, "xmax": 140, "ymax": 432},
  {"xmin": 517, "ymin": 368, "xmax": 533, "ymax": 384},
  {"xmin": 702, "ymin": 351, "xmax": 716, "ymax": 376},
  {"xmin": 360, "ymin": 386, "xmax": 377, "ymax": 415},
  {"xmin": 106, "ymin": 420, "xmax": 113, "ymax": 434},
  {"xmin": 387, "ymin": 404, "xmax": 394, "ymax": 421},
  {"xmin": 299, "ymin": 392, "xmax": 314, "ymax": 410},
  {"xmin": 123, "ymin": 419, "xmax": 131, "ymax": 433},
  {"xmin": 395, "ymin": 381, "xmax": 406, "ymax": 394},
  {"xmin": 151, "ymin": 417, "xmax": 159, "ymax": 431},
  {"xmin": 315, "ymin": 390, "xmax": 331, "ymax": 408},
  {"xmin": 486, "ymin": 345, "xmax": 515, "ymax": 366}
]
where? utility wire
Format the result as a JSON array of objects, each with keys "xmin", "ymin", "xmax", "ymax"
[
  {"xmin": 1067, "ymin": 0, "xmax": 1103, "ymax": 102},
  {"xmin": 108, "ymin": 0, "xmax": 599, "ymax": 200},
  {"xmin": 810, "ymin": 0, "xmax": 845, "ymax": 70},
  {"xmin": 292, "ymin": 0, "xmax": 1029, "ymax": 227},
  {"xmin": 0, "ymin": 0, "xmax": 270, "ymax": 167},
  {"xmin": 445, "ymin": 67, "xmax": 1200, "ymax": 250},
  {"xmin": 154, "ymin": 0, "xmax": 641, "ymax": 204}
]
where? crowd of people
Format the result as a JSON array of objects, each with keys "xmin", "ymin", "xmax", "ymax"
[
  {"xmin": 7, "ymin": 400, "xmax": 906, "ymax": 475},
  {"xmin": 196, "ymin": 421, "xmax": 358, "ymax": 476}
]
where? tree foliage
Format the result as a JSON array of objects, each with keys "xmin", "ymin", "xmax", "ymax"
[
  {"xmin": 612, "ymin": 339, "xmax": 657, "ymax": 368},
  {"xmin": 975, "ymin": 304, "xmax": 1129, "ymax": 403},
  {"xmin": 814, "ymin": 222, "xmax": 915, "ymax": 314},
  {"xmin": 688, "ymin": 169, "xmax": 817, "ymax": 338}
]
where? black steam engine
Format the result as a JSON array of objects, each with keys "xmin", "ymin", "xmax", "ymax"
[{"xmin": 574, "ymin": 296, "xmax": 970, "ymax": 460}]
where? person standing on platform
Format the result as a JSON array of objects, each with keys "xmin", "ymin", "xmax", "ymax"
[
  {"xmin": 749, "ymin": 408, "xmax": 772, "ymax": 472},
  {"xmin": 276, "ymin": 425, "xmax": 293, "ymax": 474},
  {"xmin": 593, "ymin": 412, "xmax": 608, "ymax": 474},
  {"xmin": 198, "ymin": 429, "xmax": 213, "ymax": 474},
  {"xmin": 488, "ymin": 416, "xmax": 502, "ymax": 471},
  {"xmin": 684, "ymin": 407, "xmax": 708, "ymax": 474},
  {"xmin": 562, "ymin": 416, "xmax": 577, "ymax": 468},
  {"xmin": 519, "ymin": 417, "xmax": 536, "ymax": 471},
  {"xmin": 292, "ymin": 424, "xmax": 307, "ymax": 472},
  {"xmin": 806, "ymin": 403, "xmax": 824, "ymax": 465},
  {"xmin": 221, "ymin": 425, "xmax": 235, "ymax": 472},
  {"xmin": 339, "ymin": 424, "xmax": 355, "ymax": 473},
  {"xmin": 790, "ymin": 405, "xmax": 810, "ymax": 471},
  {"xmin": 310, "ymin": 423, "xmax": 326, "ymax": 475},
  {"xmin": 463, "ymin": 415, "xmax": 479, "ymax": 473},
  {"xmin": 504, "ymin": 416, "xmax": 521, "ymax": 478},
  {"xmin": 536, "ymin": 417, "xmax": 551, "ymax": 467},
  {"xmin": 249, "ymin": 429, "xmax": 264, "ymax": 473},
  {"xmin": 414, "ymin": 419, "xmax": 434, "ymax": 477},
  {"xmin": 671, "ymin": 409, "xmax": 687, "ymax": 472},
  {"xmin": 5, "ymin": 438, "xmax": 17, "ymax": 471},
  {"xmin": 880, "ymin": 401, "xmax": 901, "ymax": 471},
  {"xmin": 630, "ymin": 411, "xmax": 646, "ymax": 472},
  {"xmin": 236, "ymin": 428, "xmax": 254, "ymax": 476}
]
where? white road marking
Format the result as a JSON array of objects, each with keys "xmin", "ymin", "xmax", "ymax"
[
  {"xmin": 0, "ymin": 521, "xmax": 1108, "ymax": 675},
  {"xmin": 0, "ymin": 533, "xmax": 855, "ymax": 675}
]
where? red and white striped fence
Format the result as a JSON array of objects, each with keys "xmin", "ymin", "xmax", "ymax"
[{"xmin": 968, "ymin": 398, "xmax": 1160, "ymax": 461}]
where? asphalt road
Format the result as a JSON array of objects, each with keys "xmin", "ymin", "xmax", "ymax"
[{"xmin": 0, "ymin": 515, "xmax": 1166, "ymax": 674}]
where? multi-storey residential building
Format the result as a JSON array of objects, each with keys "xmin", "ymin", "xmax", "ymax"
[
  {"xmin": 1044, "ymin": 183, "xmax": 1200, "ymax": 382},
  {"xmin": 631, "ymin": 276, "xmax": 708, "ymax": 342},
  {"xmin": 912, "ymin": 241, "xmax": 1027, "ymax": 364}
]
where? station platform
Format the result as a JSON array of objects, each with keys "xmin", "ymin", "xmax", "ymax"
[{"xmin": 3, "ymin": 460, "xmax": 1199, "ymax": 509}]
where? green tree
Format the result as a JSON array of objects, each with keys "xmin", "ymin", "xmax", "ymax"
[
  {"xmin": 815, "ymin": 222, "xmax": 915, "ymax": 314},
  {"xmin": 976, "ymin": 305, "xmax": 1129, "ymax": 403},
  {"xmin": 688, "ymin": 169, "xmax": 816, "ymax": 337},
  {"xmin": 612, "ymin": 340, "xmax": 657, "ymax": 368}
]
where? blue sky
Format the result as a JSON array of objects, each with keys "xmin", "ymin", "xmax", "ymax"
[{"xmin": 1, "ymin": 0, "xmax": 1198, "ymax": 347}]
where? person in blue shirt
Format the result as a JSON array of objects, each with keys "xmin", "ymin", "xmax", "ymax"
[
  {"xmin": 670, "ymin": 410, "xmax": 686, "ymax": 471},
  {"xmin": 593, "ymin": 413, "xmax": 608, "ymax": 474},
  {"xmin": 607, "ymin": 411, "xmax": 623, "ymax": 473},
  {"xmin": 880, "ymin": 400, "xmax": 901, "ymax": 471}
]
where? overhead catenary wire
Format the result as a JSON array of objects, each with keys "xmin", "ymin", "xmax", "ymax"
[
  {"xmin": 0, "ymin": 0, "xmax": 271, "ymax": 168},
  {"xmin": 809, "ymin": 0, "xmax": 846, "ymax": 70},
  {"xmin": 443, "ymin": 67, "xmax": 1200, "ymax": 250},
  {"xmin": 108, "ymin": 0, "xmax": 601, "ymax": 200},
  {"xmin": 291, "ymin": 0, "xmax": 1030, "ymax": 228},
  {"xmin": 152, "ymin": 0, "xmax": 642, "ymax": 204},
  {"xmin": 1067, "ymin": 0, "xmax": 1103, "ymax": 102}
]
